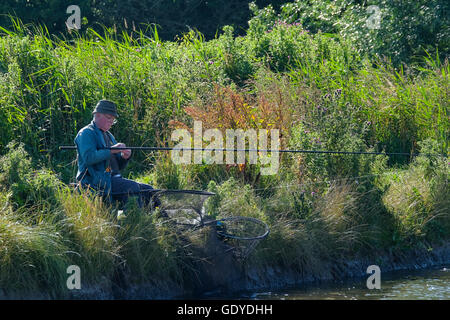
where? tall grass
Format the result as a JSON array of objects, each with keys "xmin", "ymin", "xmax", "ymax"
[
  {"xmin": 0, "ymin": 204, "xmax": 70, "ymax": 297},
  {"xmin": 379, "ymin": 140, "xmax": 450, "ymax": 245}
]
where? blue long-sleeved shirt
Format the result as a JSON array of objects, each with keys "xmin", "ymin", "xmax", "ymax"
[{"xmin": 74, "ymin": 120, "xmax": 128, "ymax": 196}]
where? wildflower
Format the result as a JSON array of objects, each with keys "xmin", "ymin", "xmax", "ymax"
[{"xmin": 311, "ymin": 191, "xmax": 315, "ymax": 196}]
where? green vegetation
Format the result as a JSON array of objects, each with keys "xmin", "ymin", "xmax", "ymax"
[
  {"xmin": 249, "ymin": 0, "xmax": 449, "ymax": 66},
  {"xmin": 0, "ymin": 2, "xmax": 448, "ymax": 297}
]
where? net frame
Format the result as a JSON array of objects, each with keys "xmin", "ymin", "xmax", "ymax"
[{"xmin": 150, "ymin": 189, "xmax": 270, "ymax": 259}]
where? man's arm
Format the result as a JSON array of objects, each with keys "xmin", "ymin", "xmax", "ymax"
[
  {"xmin": 106, "ymin": 132, "xmax": 131, "ymax": 170},
  {"xmin": 75, "ymin": 129, "xmax": 111, "ymax": 166}
]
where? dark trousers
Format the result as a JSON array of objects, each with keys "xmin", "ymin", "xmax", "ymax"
[{"xmin": 111, "ymin": 176, "xmax": 157, "ymax": 209}]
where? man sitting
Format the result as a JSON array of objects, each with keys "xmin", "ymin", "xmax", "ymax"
[{"xmin": 74, "ymin": 99, "xmax": 156, "ymax": 209}]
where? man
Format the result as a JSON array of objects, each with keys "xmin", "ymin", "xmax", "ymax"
[{"xmin": 74, "ymin": 99, "xmax": 156, "ymax": 208}]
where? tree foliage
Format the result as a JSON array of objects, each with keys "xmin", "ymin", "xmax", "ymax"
[
  {"xmin": 249, "ymin": 0, "xmax": 449, "ymax": 66},
  {"xmin": 0, "ymin": 0, "xmax": 287, "ymax": 40}
]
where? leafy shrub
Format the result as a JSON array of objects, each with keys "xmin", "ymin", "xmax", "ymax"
[
  {"xmin": 0, "ymin": 142, "xmax": 63, "ymax": 209},
  {"xmin": 218, "ymin": 26, "xmax": 256, "ymax": 84},
  {"xmin": 249, "ymin": 0, "xmax": 450, "ymax": 66},
  {"xmin": 0, "ymin": 141, "xmax": 32, "ymax": 193},
  {"xmin": 205, "ymin": 177, "xmax": 265, "ymax": 221},
  {"xmin": 288, "ymin": 88, "xmax": 373, "ymax": 181},
  {"xmin": 170, "ymin": 79, "xmax": 299, "ymax": 186}
]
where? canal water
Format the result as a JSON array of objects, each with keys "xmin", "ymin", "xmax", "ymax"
[{"xmin": 241, "ymin": 265, "xmax": 450, "ymax": 300}]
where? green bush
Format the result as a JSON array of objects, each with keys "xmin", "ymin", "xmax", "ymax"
[
  {"xmin": 205, "ymin": 177, "xmax": 265, "ymax": 221},
  {"xmin": 0, "ymin": 142, "xmax": 32, "ymax": 192},
  {"xmin": 249, "ymin": 0, "xmax": 450, "ymax": 66},
  {"xmin": 217, "ymin": 26, "xmax": 256, "ymax": 84},
  {"xmin": 288, "ymin": 89, "xmax": 373, "ymax": 181},
  {"xmin": 0, "ymin": 142, "xmax": 63, "ymax": 210}
]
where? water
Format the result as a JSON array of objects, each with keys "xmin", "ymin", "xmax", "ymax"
[{"xmin": 243, "ymin": 265, "xmax": 450, "ymax": 300}]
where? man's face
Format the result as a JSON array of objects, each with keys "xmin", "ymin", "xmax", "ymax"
[{"xmin": 95, "ymin": 113, "xmax": 116, "ymax": 131}]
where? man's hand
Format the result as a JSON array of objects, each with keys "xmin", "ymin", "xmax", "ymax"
[
  {"xmin": 121, "ymin": 147, "xmax": 132, "ymax": 160},
  {"xmin": 111, "ymin": 143, "xmax": 131, "ymax": 159},
  {"xmin": 111, "ymin": 143, "xmax": 125, "ymax": 154}
]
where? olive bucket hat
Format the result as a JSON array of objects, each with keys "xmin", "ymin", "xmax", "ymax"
[{"xmin": 92, "ymin": 100, "xmax": 119, "ymax": 118}]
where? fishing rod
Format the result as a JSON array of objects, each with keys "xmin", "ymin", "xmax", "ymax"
[{"xmin": 59, "ymin": 145, "xmax": 430, "ymax": 157}]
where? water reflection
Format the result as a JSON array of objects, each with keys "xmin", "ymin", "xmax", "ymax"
[{"xmin": 247, "ymin": 266, "xmax": 450, "ymax": 300}]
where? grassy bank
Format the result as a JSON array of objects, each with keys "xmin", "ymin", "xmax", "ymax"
[
  {"xmin": 0, "ymin": 142, "xmax": 448, "ymax": 298},
  {"xmin": 0, "ymin": 14, "xmax": 448, "ymax": 297}
]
